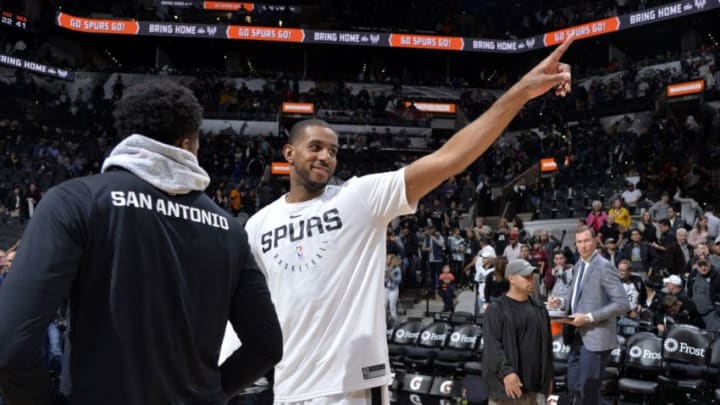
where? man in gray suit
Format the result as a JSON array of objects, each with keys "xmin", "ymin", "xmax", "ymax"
[{"xmin": 549, "ymin": 226, "xmax": 629, "ymax": 405}]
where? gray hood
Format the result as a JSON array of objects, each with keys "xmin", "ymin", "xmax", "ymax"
[{"xmin": 101, "ymin": 134, "xmax": 210, "ymax": 195}]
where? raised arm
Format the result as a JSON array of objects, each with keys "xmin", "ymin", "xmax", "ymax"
[{"xmin": 404, "ymin": 37, "xmax": 573, "ymax": 204}]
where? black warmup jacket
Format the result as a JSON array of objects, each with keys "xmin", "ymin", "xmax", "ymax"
[
  {"xmin": 0, "ymin": 170, "xmax": 282, "ymax": 404},
  {"xmin": 482, "ymin": 295, "xmax": 553, "ymax": 400}
]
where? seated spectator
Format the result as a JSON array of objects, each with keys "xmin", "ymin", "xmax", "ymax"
[
  {"xmin": 586, "ymin": 200, "xmax": 608, "ymax": 233},
  {"xmin": 711, "ymin": 236, "xmax": 720, "ymax": 271},
  {"xmin": 642, "ymin": 281, "xmax": 665, "ymax": 320},
  {"xmin": 657, "ymin": 294, "xmax": 705, "ymax": 333},
  {"xmin": 599, "ymin": 215, "xmax": 621, "ymax": 246},
  {"xmin": 601, "ymin": 237, "xmax": 621, "ymax": 267},
  {"xmin": 621, "ymin": 183, "xmax": 642, "ymax": 213},
  {"xmin": 666, "ymin": 206, "xmax": 687, "ymax": 232},
  {"xmin": 637, "ymin": 210, "xmax": 658, "ymax": 244},
  {"xmin": 648, "ymin": 192, "xmax": 671, "ymax": 222},
  {"xmin": 704, "ymin": 205, "xmax": 720, "ymax": 240},
  {"xmin": 656, "ymin": 275, "xmax": 704, "ymax": 333},
  {"xmin": 687, "ymin": 216, "xmax": 709, "ymax": 249},
  {"xmin": 665, "ymin": 228, "xmax": 692, "ymax": 276},
  {"xmin": 686, "ymin": 255, "xmax": 720, "ymax": 331},
  {"xmin": 618, "ymin": 260, "xmax": 646, "ymax": 319},
  {"xmin": 608, "ymin": 197, "xmax": 631, "ymax": 230},
  {"xmin": 621, "ymin": 228, "xmax": 657, "ymax": 276}
]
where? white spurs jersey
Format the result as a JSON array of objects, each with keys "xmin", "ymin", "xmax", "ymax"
[{"xmin": 244, "ymin": 169, "xmax": 416, "ymax": 402}]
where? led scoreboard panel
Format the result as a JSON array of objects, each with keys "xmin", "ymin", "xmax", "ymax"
[{"xmin": 1, "ymin": 10, "xmax": 28, "ymax": 30}]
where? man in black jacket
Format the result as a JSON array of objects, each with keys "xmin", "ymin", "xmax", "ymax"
[
  {"xmin": 686, "ymin": 256, "xmax": 720, "ymax": 331},
  {"xmin": 483, "ymin": 259, "xmax": 553, "ymax": 404},
  {"xmin": 621, "ymin": 228, "xmax": 657, "ymax": 275},
  {"xmin": 0, "ymin": 80, "xmax": 283, "ymax": 404}
]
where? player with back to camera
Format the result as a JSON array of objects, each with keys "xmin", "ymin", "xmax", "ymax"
[{"xmin": 0, "ymin": 79, "xmax": 282, "ymax": 404}]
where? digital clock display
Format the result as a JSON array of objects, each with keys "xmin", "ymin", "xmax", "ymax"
[{"xmin": 1, "ymin": 11, "xmax": 28, "ymax": 30}]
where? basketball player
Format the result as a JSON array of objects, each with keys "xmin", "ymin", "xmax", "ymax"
[
  {"xmin": 240, "ymin": 38, "xmax": 574, "ymax": 404},
  {"xmin": 0, "ymin": 80, "xmax": 282, "ymax": 404}
]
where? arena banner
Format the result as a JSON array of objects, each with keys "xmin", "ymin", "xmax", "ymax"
[
  {"xmin": 226, "ymin": 25, "xmax": 305, "ymax": 42},
  {"xmin": 56, "ymin": 12, "xmax": 140, "ymax": 34},
  {"xmin": 0, "ymin": 53, "xmax": 75, "ymax": 80},
  {"xmin": 154, "ymin": 1, "xmax": 305, "ymax": 13},
  {"xmin": 388, "ymin": 34, "xmax": 464, "ymax": 51},
  {"xmin": 281, "ymin": 102, "xmax": 314, "ymax": 114},
  {"xmin": 540, "ymin": 158, "xmax": 558, "ymax": 172},
  {"xmin": 666, "ymin": 80, "xmax": 705, "ymax": 97},
  {"xmin": 145, "ymin": 22, "xmax": 225, "ymax": 37},
  {"xmin": 404, "ymin": 101, "xmax": 456, "ymax": 113},
  {"xmin": 543, "ymin": 17, "xmax": 620, "ymax": 46},
  {"xmin": 154, "ymin": 1, "xmax": 254, "ymax": 11},
  {"xmin": 56, "ymin": 0, "xmax": 720, "ymax": 52},
  {"xmin": 203, "ymin": 2, "xmax": 255, "ymax": 11},
  {"xmin": 271, "ymin": 162, "xmax": 290, "ymax": 175}
]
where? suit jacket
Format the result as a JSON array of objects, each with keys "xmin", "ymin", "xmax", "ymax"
[
  {"xmin": 562, "ymin": 252, "xmax": 630, "ymax": 351},
  {"xmin": 665, "ymin": 242, "xmax": 692, "ymax": 275}
]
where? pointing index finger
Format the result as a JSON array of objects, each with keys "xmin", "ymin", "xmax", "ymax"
[{"xmin": 549, "ymin": 35, "xmax": 574, "ymax": 61}]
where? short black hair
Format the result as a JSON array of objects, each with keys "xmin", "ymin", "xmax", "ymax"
[
  {"xmin": 658, "ymin": 218, "xmax": 671, "ymax": 227},
  {"xmin": 288, "ymin": 119, "xmax": 333, "ymax": 145},
  {"xmin": 113, "ymin": 79, "xmax": 203, "ymax": 145}
]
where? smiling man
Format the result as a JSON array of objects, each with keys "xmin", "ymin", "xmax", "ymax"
[{"xmin": 241, "ymin": 37, "xmax": 574, "ymax": 404}]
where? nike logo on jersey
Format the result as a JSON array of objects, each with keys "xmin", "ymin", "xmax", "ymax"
[{"xmin": 290, "ymin": 214, "xmax": 302, "ymax": 218}]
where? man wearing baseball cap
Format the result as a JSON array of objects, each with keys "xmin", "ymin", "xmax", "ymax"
[
  {"xmin": 483, "ymin": 259, "xmax": 553, "ymax": 404},
  {"xmin": 656, "ymin": 274, "xmax": 703, "ymax": 333},
  {"xmin": 687, "ymin": 255, "xmax": 720, "ymax": 331}
]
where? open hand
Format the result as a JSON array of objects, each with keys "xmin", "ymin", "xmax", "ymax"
[{"xmin": 503, "ymin": 372, "xmax": 523, "ymax": 399}]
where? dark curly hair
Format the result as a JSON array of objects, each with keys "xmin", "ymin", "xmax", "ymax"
[{"xmin": 113, "ymin": 79, "xmax": 203, "ymax": 145}]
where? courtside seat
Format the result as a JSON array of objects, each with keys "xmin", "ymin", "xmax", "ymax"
[
  {"xmin": 656, "ymin": 324, "xmax": 713, "ymax": 401},
  {"xmin": 388, "ymin": 320, "xmax": 423, "ymax": 367},
  {"xmin": 618, "ymin": 332, "xmax": 663, "ymax": 403},
  {"xmin": 434, "ymin": 323, "xmax": 482, "ymax": 373},
  {"xmin": 404, "ymin": 321, "xmax": 452, "ymax": 371}
]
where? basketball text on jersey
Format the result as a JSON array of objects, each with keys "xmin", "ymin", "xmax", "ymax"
[
  {"xmin": 110, "ymin": 190, "xmax": 230, "ymax": 230},
  {"xmin": 259, "ymin": 208, "xmax": 343, "ymax": 253}
]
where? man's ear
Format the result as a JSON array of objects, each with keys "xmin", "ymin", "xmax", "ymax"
[
  {"xmin": 283, "ymin": 144, "xmax": 294, "ymax": 164},
  {"xmin": 175, "ymin": 137, "xmax": 191, "ymax": 150}
]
